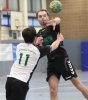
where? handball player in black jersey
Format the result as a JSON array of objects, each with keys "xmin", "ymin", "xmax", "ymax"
[{"xmin": 36, "ymin": 9, "xmax": 88, "ymax": 100}]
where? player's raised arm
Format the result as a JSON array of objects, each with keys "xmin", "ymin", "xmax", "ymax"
[
  {"xmin": 46, "ymin": 17, "xmax": 61, "ymax": 30},
  {"xmin": 54, "ymin": 17, "xmax": 61, "ymax": 24},
  {"xmin": 51, "ymin": 33, "xmax": 64, "ymax": 51}
]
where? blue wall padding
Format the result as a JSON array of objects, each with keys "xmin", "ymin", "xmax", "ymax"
[{"xmin": 81, "ymin": 41, "xmax": 88, "ymax": 71}]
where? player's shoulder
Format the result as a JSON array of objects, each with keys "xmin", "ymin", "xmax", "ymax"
[
  {"xmin": 17, "ymin": 43, "xmax": 25, "ymax": 47},
  {"xmin": 37, "ymin": 28, "xmax": 46, "ymax": 35},
  {"xmin": 17, "ymin": 43, "xmax": 30, "ymax": 49},
  {"xmin": 37, "ymin": 28, "xmax": 43, "ymax": 33}
]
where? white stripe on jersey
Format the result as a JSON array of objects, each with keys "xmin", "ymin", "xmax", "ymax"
[{"xmin": 7, "ymin": 43, "xmax": 40, "ymax": 83}]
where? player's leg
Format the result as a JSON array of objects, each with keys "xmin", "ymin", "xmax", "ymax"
[
  {"xmin": 48, "ymin": 75, "xmax": 59, "ymax": 100},
  {"xmin": 62, "ymin": 57, "xmax": 88, "ymax": 99},
  {"xmin": 46, "ymin": 59, "xmax": 62, "ymax": 100},
  {"xmin": 7, "ymin": 78, "xmax": 29, "ymax": 100},
  {"xmin": 71, "ymin": 77, "xmax": 88, "ymax": 99},
  {"xmin": 46, "ymin": 70, "xmax": 60, "ymax": 100},
  {"xmin": 5, "ymin": 77, "xmax": 14, "ymax": 100}
]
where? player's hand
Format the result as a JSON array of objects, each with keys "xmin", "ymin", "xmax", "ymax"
[
  {"xmin": 46, "ymin": 18, "xmax": 56, "ymax": 30},
  {"xmin": 35, "ymin": 37, "xmax": 43, "ymax": 45},
  {"xmin": 57, "ymin": 33, "xmax": 64, "ymax": 42}
]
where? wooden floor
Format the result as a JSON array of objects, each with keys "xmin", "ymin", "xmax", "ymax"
[{"xmin": 0, "ymin": 71, "xmax": 88, "ymax": 100}]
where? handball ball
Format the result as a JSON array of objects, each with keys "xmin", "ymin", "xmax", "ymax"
[{"xmin": 49, "ymin": 0, "xmax": 62, "ymax": 13}]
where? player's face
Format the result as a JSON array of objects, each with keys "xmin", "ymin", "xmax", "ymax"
[{"xmin": 37, "ymin": 11, "xmax": 49, "ymax": 26}]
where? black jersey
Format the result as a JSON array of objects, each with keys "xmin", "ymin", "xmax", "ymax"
[
  {"xmin": 37, "ymin": 24, "xmax": 68, "ymax": 61},
  {"xmin": 37, "ymin": 24, "xmax": 62, "ymax": 46}
]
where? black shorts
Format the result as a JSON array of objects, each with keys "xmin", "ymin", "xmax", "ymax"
[
  {"xmin": 46, "ymin": 57, "xmax": 77, "ymax": 81},
  {"xmin": 5, "ymin": 77, "xmax": 29, "ymax": 100}
]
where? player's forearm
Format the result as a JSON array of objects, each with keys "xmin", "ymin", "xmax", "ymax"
[
  {"xmin": 34, "ymin": 37, "xmax": 43, "ymax": 45},
  {"xmin": 54, "ymin": 17, "xmax": 61, "ymax": 24},
  {"xmin": 51, "ymin": 39, "xmax": 61, "ymax": 51}
]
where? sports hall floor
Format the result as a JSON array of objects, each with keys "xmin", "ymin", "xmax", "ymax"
[{"xmin": 0, "ymin": 71, "xmax": 88, "ymax": 100}]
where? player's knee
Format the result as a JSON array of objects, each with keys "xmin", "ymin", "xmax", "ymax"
[{"xmin": 50, "ymin": 87, "xmax": 58, "ymax": 97}]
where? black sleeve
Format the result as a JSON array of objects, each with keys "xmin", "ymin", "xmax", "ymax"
[
  {"xmin": 55, "ymin": 24, "xmax": 60, "ymax": 33},
  {"xmin": 36, "ymin": 30, "xmax": 41, "ymax": 37},
  {"xmin": 37, "ymin": 45, "xmax": 51, "ymax": 58},
  {"xmin": 55, "ymin": 24, "xmax": 63, "ymax": 46},
  {"xmin": 37, "ymin": 24, "xmax": 60, "ymax": 36}
]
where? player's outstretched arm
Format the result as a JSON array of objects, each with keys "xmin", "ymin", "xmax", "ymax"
[
  {"xmin": 51, "ymin": 33, "xmax": 64, "ymax": 51},
  {"xmin": 47, "ymin": 17, "xmax": 61, "ymax": 30}
]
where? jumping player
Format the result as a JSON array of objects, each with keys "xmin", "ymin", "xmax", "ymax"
[
  {"xmin": 5, "ymin": 26, "xmax": 64, "ymax": 100},
  {"xmin": 36, "ymin": 9, "xmax": 88, "ymax": 100}
]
